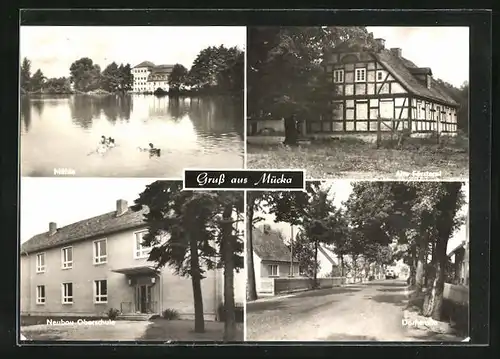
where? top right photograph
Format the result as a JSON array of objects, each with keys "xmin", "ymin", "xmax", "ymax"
[{"xmin": 246, "ymin": 26, "xmax": 469, "ymax": 181}]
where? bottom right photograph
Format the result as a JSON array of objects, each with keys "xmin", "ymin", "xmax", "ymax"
[{"xmin": 245, "ymin": 180, "xmax": 469, "ymax": 342}]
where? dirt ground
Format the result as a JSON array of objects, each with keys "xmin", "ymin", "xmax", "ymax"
[{"xmin": 247, "ymin": 138, "xmax": 468, "ymax": 180}]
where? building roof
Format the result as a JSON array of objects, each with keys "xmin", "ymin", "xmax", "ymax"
[
  {"xmin": 373, "ymin": 49, "xmax": 458, "ymax": 107},
  {"xmin": 21, "ymin": 206, "xmax": 149, "ymax": 254},
  {"xmin": 318, "ymin": 245, "xmax": 337, "ymax": 266},
  {"xmin": 327, "ymin": 39, "xmax": 459, "ymax": 107},
  {"xmin": 133, "ymin": 61, "xmax": 156, "ymax": 69},
  {"xmin": 252, "ymin": 225, "xmax": 295, "ymax": 262}
]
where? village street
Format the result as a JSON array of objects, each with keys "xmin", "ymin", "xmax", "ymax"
[{"xmin": 246, "ymin": 279, "xmax": 461, "ymax": 342}]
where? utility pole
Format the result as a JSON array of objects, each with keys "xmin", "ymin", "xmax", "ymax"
[{"xmin": 290, "ymin": 225, "xmax": 294, "ymax": 276}]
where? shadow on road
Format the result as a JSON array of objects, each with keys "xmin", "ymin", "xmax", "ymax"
[
  {"xmin": 377, "ymin": 287, "xmax": 407, "ymax": 293},
  {"xmin": 247, "ymin": 301, "xmax": 298, "ymax": 312},
  {"xmin": 293, "ymin": 287, "xmax": 362, "ymax": 299},
  {"xmin": 322, "ymin": 333, "xmax": 379, "ymax": 341},
  {"xmin": 365, "ymin": 281, "xmax": 407, "ymax": 288},
  {"xmin": 370, "ymin": 293, "xmax": 407, "ymax": 306},
  {"xmin": 296, "ymin": 300, "xmax": 339, "ymax": 315}
]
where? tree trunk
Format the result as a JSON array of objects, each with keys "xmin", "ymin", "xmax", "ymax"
[
  {"xmin": 353, "ymin": 255, "xmax": 357, "ymax": 283},
  {"xmin": 222, "ymin": 204, "xmax": 236, "ymax": 342},
  {"xmin": 188, "ymin": 231, "xmax": 205, "ymax": 333},
  {"xmin": 246, "ymin": 196, "xmax": 258, "ymax": 301},
  {"xmin": 423, "ymin": 183, "xmax": 461, "ymax": 320},
  {"xmin": 313, "ymin": 238, "xmax": 319, "ymax": 288},
  {"xmin": 408, "ymin": 244, "xmax": 417, "ymax": 287},
  {"xmin": 415, "ymin": 236, "xmax": 428, "ymax": 295},
  {"xmin": 340, "ymin": 254, "xmax": 344, "ymax": 278}
]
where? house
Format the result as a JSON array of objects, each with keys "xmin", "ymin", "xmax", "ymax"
[
  {"xmin": 20, "ymin": 199, "xmax": 244, "ymax": 321},
  {"xmin": 252, "ymin": 224, "xmax": 299, "ymax": 294},
  {"xmin": 132, "ymin": 61, "xmax": 174, "ymax": 93},
  {"xmin": 314, "ymin": 37, "xmax": 459, "ymax": 138},
  {"xmin": 447, "ymin": 207, "xmax": 469, "ymax": 286}
]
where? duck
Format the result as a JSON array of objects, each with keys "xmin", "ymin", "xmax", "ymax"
[
  {"xmin": 138, "ymin": 143, "xmax": 161, "ymax": 156},
  {"xmin": 107, "ymin": 137, "xmax": 116, "ymax": 148}
]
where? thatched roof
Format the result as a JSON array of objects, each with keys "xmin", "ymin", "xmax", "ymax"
[
  {"xmin": 327, "ymin": 39, "xmax": 459, "ymax": 107},
  {"xmin": 252, "ymin": 225, "xmax": 295, "ymax": 262},
  {"xmin": 373, "ymin": 49, "xmax": 458, "ymax": 107},
  {"xmin": 21, "ymin": 206, "xmax": 149, "ymax": 254}
]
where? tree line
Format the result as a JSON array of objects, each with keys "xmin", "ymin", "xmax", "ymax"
[
  {"xmin": 168, "ymin": 45, "xmax": 244, "ymax": 96},
  {"xmin": 247, "ymin": 181, "xmax": 466, "ymax": 322},
  {"xmin": 132, "ymin": 181, "xmax": 243, "ymax": 341},
  {"xmin": 248, "ymin": 26, "xmax": 469, "ymax": 134},
  {"xmin": 20, "ymin": 56, "xmax": 133, "ymax": 94},
  {"xmin": 21, "ymin": 44, "xmax": 243, "ymax": 97}
]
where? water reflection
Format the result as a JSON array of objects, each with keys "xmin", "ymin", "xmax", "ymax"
[{"xmin": 20, "ymin": 94, "xmax": 244, "ymax": 177}]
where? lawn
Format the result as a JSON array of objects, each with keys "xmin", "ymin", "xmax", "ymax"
[
  {"xmin": 247, "ymin": 137, "xmax": 469, "ymax": 180},
  {"xmin": 20, "ymin": 317, "xmax": 244, "ymax": 342}
]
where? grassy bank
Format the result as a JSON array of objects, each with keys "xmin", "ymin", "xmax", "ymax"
[{"xmin": 247, "ymin": 136, "xmax": 468, "ymax": 179}]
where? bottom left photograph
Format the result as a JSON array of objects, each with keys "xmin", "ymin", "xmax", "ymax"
[{"xmin": 19, "ymin": 178, "xmax": 245, "ymax": 342}]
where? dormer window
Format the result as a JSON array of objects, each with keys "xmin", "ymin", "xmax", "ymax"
[
  {"xmin": 333, "ymin": 69, "xmax": 344, "ymax": 83},
  {"xmin": 355, "ymin": 68, "xmax": 367, "ymax": 82}
]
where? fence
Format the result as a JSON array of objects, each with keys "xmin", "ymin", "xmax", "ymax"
[
  {"xmin": 443, "ymin": 283, "xmax": 469, "ymax": 305},
  {"xmin": 258, "ymin": 277, "xmax": 346, "ymax": 296}
]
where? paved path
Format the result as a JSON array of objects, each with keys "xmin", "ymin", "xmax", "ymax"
[{"xmin": 246, "ymin": 279, "xmax": 460, "ymax": 342}]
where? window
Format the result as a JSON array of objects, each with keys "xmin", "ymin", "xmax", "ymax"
[
  {"xmin": 61, "ymin": 247, "xmax": 73, "ymax": 269},
  {"xmin": 376, "ymin": 70, "xmax": 384, "ymax": 81},
  {"xmin": 355, "ymin": 68, "xmax": 367, "ymax": 82},
  {"xmin": 62, "ymin": 283, "xmax": 73, "ymax": 304},
  {"xmin": 93, "ymin": 239, "xmax": 107, "ymax": 264},
  {"xmin": 94, "ymin": 280, "xmax": 108, "ymax": 303},
  {"xmin": 333, "ymin": 69, "xmax": 344, "ymax": 83},
  {"xmin": 36, "ymin": 253, "xmax": 45, "ymax": 273},
  {"xmin": 36, "ymin": 285, "xmax": 45, "ymax": 304},
  {"xmin": 268, "ymin": 264, "xmax": 279, "ymax": 277},
  {"xmin": 135, "ymin": 231, "xmax": 152, "ymax": 259}
]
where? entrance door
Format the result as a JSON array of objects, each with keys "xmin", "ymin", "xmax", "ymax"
[{"xmin": 136, "ymin": 285, "xmax": 152, "ymax": 313}]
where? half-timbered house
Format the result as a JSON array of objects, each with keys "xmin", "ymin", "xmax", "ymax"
[{"xmin": 314, "ymin": 37, "xmax": 459, "ymax": 137}]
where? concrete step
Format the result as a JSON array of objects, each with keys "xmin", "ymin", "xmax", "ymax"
[{"xmin": 118, "ymin": 314, "xmax": 154, "ymax": 321}]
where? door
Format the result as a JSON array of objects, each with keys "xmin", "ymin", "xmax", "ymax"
[{"xmin": 136, "ymin": 285, "xmax": 152, "ymax": 313}]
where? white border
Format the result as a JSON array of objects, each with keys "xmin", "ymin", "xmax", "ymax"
[{"xmin": 182, "ymin": 168, "xmax": 306, "ymax": 192}]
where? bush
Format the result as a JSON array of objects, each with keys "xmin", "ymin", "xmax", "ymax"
[
  {"xmin": 162, "ymin": 308, "xmax": 180, "ymax": 320},
  {"xmin": 217, "ymin": 303, "xmax": 244, "ymax": 323},
  {"xmin": 107, "ymin": 308, "xmax": 120, "ymax": 320}
]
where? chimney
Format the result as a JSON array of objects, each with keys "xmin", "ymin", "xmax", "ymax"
[
  {"xmin": 390, "ymin": 47, "xmax": 402, "ymax": 57},
  {"xmin": 116, "ymin": 199, "xmax": 128, "ymax": 217},
  {"xmin": 374, "ymin": 38, "xmax": 386, "ymax": 49},
  {"xmin": 426, "ymin": 74, "xmax": 432, "ymax": 89},
  {"xmin": 49, "ymin": 222, "xmax": 57, "ymax": 236}
]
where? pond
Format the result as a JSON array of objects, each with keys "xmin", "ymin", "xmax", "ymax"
[{"xmin": 20, "ymin": 94, "xmax": 244, "ymax": 177}]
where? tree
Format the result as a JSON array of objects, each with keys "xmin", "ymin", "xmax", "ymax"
[
  {"xmin": 420, "ymin": 183, "xmax": 465, "ymax": 320},
  {"xmin": 30, "ymin": 69, "xmax": 46, "ymax": 92},
  {"xmin": 101, "ymin": 62, "xmax": 120, "ymax": 93},
  {"xmin": 132, "ymin": 181, "xmax": 244, "ymax": 335},
  {"xmin": 247, "ymin": 26, "xmax": 374, "ymax": 119},
  {"xmin": 168, "ymin": 64, "xmax": 189, "ymax": 93},
  {"xmin": 69, "ymin": 57, "xmax": 102, "ymax": 92},
  {"xmin": 20, "ymin": 57, "xmax": 32, "ymax": 92},
  {"xmin": 118, "ymin": 64, "xmax": 134, "ymax": 92},
  {"xmin": 132, "ymin": 181, "xmax": 214, "ymax": 333},
  {"xmin": 290, "ymin": 230, "xmax": 318, "ymax": 278},
  {"xmin": 215, "ymin": 192, "xmax": 244, "ymax": 341},
  {"xmin": 43, "ymin": 77, "xmax": 72, "ymax": 94}
]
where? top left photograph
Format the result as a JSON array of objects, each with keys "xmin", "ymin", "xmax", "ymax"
[{"xmin": 19, "ymin": 26, "xmax": 246, "ymax": 178}]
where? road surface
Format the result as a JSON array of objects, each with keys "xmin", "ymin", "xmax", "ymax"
[{"xmin": 246, "ymin": 279, "xmax": 461, "ymax": 342}]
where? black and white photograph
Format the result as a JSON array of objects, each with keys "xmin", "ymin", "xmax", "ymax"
[
  {"xmin": 247, "ymin": 27, "xmax": 469, "ymax": 180},
  {"xmin": 19, "ymin": 178, "xmax": 245, "ymax": 342},
  {"xmin": 20, "ymin": 26, "xmax": 245, "ymax": 177},
  {"xmin": 245, "ymin": 181, "xmax": 469, "ymax": 341}
]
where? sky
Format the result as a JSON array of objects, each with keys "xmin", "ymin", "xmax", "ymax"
[
  {"xmin": 366, "ymin": 26, "xmax": 469, "ymax": 88},
  {"xmin": 20, "ymin": 178, "xmax": 160, "ymax": 243},
  {"xmin": 258, "ymin": 181, "xmax": 469, "ymax": 253},
  {"xmin": 19, "ymin": 26, "xmax": 246, "ymax": 79}
]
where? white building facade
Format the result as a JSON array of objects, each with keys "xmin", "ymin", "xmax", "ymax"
[{"xmin": 132, "ymin": 61, "xmax": 174, "ymax": 93}]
